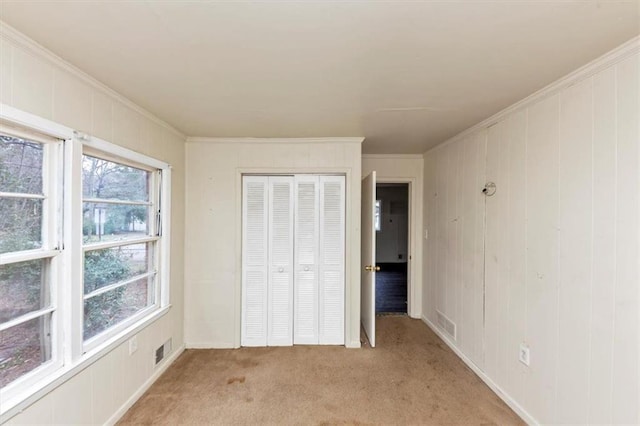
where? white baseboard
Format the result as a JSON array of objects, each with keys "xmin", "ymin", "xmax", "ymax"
[
  {"xmin": 186, "ymin": 342, "xmax": 235, "ymax": 349},
  {"xmin": 105, "ymin": 344, "xmax": 186, "ymax": 426},
  {"xmin": 346, "ymin": 339, "xmax": 361, "ymax": 349},
  {"xmin": 420, "ymin": 316, "xmax": 538, "ymax": 425},
  {"xmin": 187, "ymin": 341, "xmax": 362, "ymax": 349}
]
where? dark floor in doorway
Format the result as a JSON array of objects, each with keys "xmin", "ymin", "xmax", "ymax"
[{"xmin": 376, "ymin": 262, "xmax": 407, "ymax": 313}]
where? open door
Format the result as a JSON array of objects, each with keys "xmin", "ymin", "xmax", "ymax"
[{"xmin": 361, "ymin": 171, "xmax": 377, "ymax": 347}]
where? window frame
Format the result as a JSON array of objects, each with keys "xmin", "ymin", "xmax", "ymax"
[
  {"xmin": 80, "ymin": 147, "xmax": 163, "ymax": 351},
  {"xmin": 375, "ymin": 199, "xmax": 382, "ymax": 232},
  {"xmin": 65, "ymin": 136, "xmax": 172, "ymax": 358},
  {"xmin": 0, "ymin": 104, "xmax": 172, "ymax": 419},
  {"xmin": 0, "ymin": 126, "xmax": 64, "ymax": 401}
]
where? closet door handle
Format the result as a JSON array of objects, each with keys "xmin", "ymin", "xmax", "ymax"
[
  {"xmin": 304, "ymin": 266, "xmax": 310, "ymax": 272},
  {"xmin": 278, "ymin": 267, "xmax": 284, "ymax": 273}
]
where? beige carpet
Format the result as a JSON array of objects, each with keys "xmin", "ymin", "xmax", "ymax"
[{"xmin": 119, "ymin": 316, "xmax": 523, "ymax": 425}]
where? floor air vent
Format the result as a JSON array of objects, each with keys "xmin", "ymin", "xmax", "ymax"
[{"xmin": 436, "ymin": 310, "xmax": 457, "ymax": 340}]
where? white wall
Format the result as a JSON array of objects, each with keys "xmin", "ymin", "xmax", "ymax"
[
  {"xmin": 185, "ymin": 139, "xmax": 362, "ymax": 349},
  {"xmin": 375, "ymin": 185, "xmax": 408, "ymax": 263},
  {"xmin": 362, "ymin": 155, "xmax": 423, "ymax": 318},
  {"xmin": 422, "ymin": 39, "xmax": 639, "ymax": 424},
  {"xmin": 0, "ymin": 23, "xmax": 186, "ymax": 425}
]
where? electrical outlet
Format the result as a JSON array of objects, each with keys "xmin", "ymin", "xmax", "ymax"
[
  {"xmin": 519, "ymin": 343, "xmax": 530, "ymax": 366},
  {"xmin": 128, "ymin": 336, "xmax": 138, "ymax": 355}
]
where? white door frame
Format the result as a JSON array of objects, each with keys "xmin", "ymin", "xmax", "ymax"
[
  {"xmin": 235, "ymin": 168, "xmax": 354, "ymax": 348},
  {"xmin": 375, "ymin": 177, "xmax": 418, "ymax": 318}
]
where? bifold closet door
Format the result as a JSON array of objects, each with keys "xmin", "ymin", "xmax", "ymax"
[
  {"xmin": 242, "ymin": 176, "xmax": 269, "ymax": 346},
  {"xmin": 267, "ymin": 176, "xmax": 294, "ymax": 346},
  {"xmin": 318, "ymin": 176, "xmax": 345, "ymax": 344},
  {"xmin": 242, "ymin": 176, "xmax": 294, "ymax": 347},
  {"xmin": 294, "ymin": 176, "xmax": 320, "ymax": 344},
  {"xmin": 243, "ymin": 174, "xmax": 344, "ymax": 347}
]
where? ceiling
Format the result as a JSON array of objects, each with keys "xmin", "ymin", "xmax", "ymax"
[{"xmin": 0, "ymin": 1, "xmax": 638, "ymax": 153}]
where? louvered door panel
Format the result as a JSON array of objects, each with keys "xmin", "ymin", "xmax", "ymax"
[
  {"xmin": 268, "ymin": 177, "xmax": 294, "ymax": 346},
  {"xmin": 319, "ymin": 176, "xmax": 346, "ymax": 344},
  {"xmin": 242, "ymin": 177, "xmax": 269, "ymax": 346},
  {"xmin": 294, "ymin": 176, "xmax": 320, "ymax": 344}
]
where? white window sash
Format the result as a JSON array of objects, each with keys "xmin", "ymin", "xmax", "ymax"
[
  {"xmin": 79, "ymin": 142, "xmax": 168, "ymax": 351},
  {"xmin": 82, "ymin": 236, "xmax": 159, "ymax": 252},
  {"xmin": 81, "ymin": 197, "xmax": 152, "ymax": 206},
  {"xmin": 83, "ymin": 270, "xmax": 157, "ymax": 300},
  {"xmin": 0, "ymin": 133, "xmax": 64, "ymax": 399},
  {"xmin": 0, "ymin": 104, "xmax": 172, "ymax": 416},
  {"xmin": 0, "ymin": 192, "xmax": 46, "ymax": 199},
  {"xmin": 0, "ymin": 307, "xmax": 56, "ymax": 332}
]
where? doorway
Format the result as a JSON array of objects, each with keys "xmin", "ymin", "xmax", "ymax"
[{"xmin": 374, "ymin": 183, "xmax": 409, "ymax": 314}]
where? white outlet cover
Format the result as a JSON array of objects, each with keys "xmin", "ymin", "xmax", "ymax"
[{"xmin": 519, "ymin": 343, "xmax": 530, "ymax": 366}]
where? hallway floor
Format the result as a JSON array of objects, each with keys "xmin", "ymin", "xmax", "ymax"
[
  {"xmin": 375, "ymin": 262, "xmax": 408, "ymax": 313},
  {"xmin": 119, "ymin": 317, "xmax": 522, "ymax": 425}
]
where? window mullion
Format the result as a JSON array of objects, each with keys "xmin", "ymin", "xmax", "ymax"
[
  {"xmin": 82, "ymin": 236, "xmax": 159, "ymax": 252},
  {"xmin": 48, "ymin": 141, "xmax": 65, "ymax": 372},
  {"xmin": 63, "ymin": 138, "xmax": 84, "ymax": 363},
  {"xmin": 159, "ymin": 167, "xmax": 171, "ymax": 307},
  {"xmin": 0, "ymin": 249, "xmax": 59, "ymax": 265},
  {"xmin": 0, "ymin": 192, "xmax": 46, "ymax": 199},
  {"xmin": 0, "ymin": 307, "xmax": 56, "ymax": 332},
  {"xmin": 83, "ymin": 270, "xmax": 157, "ymax": 300},
  {"xmin": 82, "ymin": 197, "xmax": 151, "ymax": 206}
]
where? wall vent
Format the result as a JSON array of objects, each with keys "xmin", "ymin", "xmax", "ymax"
[
  {"xmin": 155, "ymin": 338, "xmax": 172, "ymax": 366},
  {"xmin": 436, "ymin": 310, "xmax": 457, "ymax": 340}
]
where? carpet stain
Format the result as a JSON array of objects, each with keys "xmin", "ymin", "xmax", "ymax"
[{"xmin": 118, "ymin": 317, "xmax": 524, "ymax": 425}]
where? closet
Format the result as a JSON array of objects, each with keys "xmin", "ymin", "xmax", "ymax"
[{"xmin": 241, "ymin": 175, "xmax": 345, "ymax": 347}]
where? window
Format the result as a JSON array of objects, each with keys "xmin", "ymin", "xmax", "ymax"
[
  {"xmin": 375, "ymin": 200, "xmax": 382, "ymax": 231},
  {"xmin": 0, "ymin": 130, "xmax": 62, "ymax": 391},
  {"xmin": 81, "ymin": 153, "xmax": 161, "ymax": 347},
  {"xmin": 0, "ymin": 107, "xmax": 171, "ymax": 415}
]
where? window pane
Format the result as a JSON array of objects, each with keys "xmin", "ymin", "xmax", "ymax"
[
  {"xmin": 0, "ymin": 197, "xmax": 43, "ymax": 254},
  {"xmin": 0, "ymin": 135, "xmax": 43, "ymax": 194},
  {"xmin": 84, "ymin": 243, "xmax": 150, "ymax": 294},
  {"xmin": 82, "ymin": 202, "xmax": 149, "ymax": 243},
  {"xmin": 0, "ymin": 314, "xmax": 52, "ymax": 388},
  {"xmin": 0, "ymin": 259, "xmax": 47, "ymax": 323},
  {"xmin": 84, "ymin": 277, "xmax": 151, "ymax": 340},
  {"xmin": 375, "ymin": 200, "xmax": 382, "ymax": 231},
  {"xmin": 82, "ymin": 155, "xmax": 149, "ymax": 202}
]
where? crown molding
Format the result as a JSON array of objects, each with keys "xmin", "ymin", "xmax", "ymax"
[
  {"xmin": 0, "ymin": 20, "xmax": 186, "ymax": 141},
  {"xmin": 425, "ymin": 35, "xmax": 640, "ymax": 156},
  {"xmin": 186, "ymin": 136, "xmax": 365, "ymax": 144},
  {"xmin": 362, "ymin": 154, "xmax": 423, "ymax": 160}
]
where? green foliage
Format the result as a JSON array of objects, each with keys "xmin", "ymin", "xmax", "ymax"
[
  {"xmin": 1, "ymin": 139, "xmax": 149, "ymax": 341},
  {"xmin": 0, "ymin": 137, "xmax": 43, "ymax": 254},
  {"xmin": 84, "ymin": 249, "xmax": 130, "ymax": 293},
  {"xmin": 83, "ymin": 249, "xmax": 130, "ymax": 339}
]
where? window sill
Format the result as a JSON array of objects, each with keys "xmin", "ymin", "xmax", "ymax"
[{"xmin": 0, "ymin": 305, "xmax": 172, "ymax": 423}]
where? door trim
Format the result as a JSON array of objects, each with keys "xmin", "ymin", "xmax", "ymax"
[{"xmin": 375, "ymin": 177, "xmax": 418, "ymax": 318}]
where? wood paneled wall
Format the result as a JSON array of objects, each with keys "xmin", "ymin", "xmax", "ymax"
[
  {"xmin": 185, "ymin": 139, "xmax": 363, "ymax": 349},
  {"xmin": 423, "ymin": 49, "xmax": 638, "ymax": 424},
  {"xmin": 1, "ymin": 23, "xmax": 187, "ymax": 425}
]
